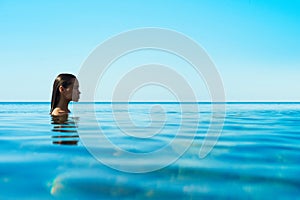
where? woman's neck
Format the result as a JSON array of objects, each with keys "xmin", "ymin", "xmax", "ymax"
[{"xmin": 56, "ymin": 98, "xmax": 70, "ymax": 113}]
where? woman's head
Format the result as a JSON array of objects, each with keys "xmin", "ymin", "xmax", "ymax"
[{"xmin": 50, "ymin": 73, "xmax": 80, "ymax": 113}]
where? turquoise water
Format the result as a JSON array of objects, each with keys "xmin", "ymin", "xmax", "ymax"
[{"xmin": 0, "ymin": 102, "xmax": 300, "ymax": 199}]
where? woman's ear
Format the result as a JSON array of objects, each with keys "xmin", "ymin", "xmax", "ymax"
[{"xmin": 59, "ymin": 86, "xmax": 65, "ymax": 93}]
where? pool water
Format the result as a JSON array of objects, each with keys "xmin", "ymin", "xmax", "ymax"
[{"xmin": 0, "ymin": 102, "xmax": 299, "ymax": 199}]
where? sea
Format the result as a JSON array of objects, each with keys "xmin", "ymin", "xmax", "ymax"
[{"xmin": 0, "ymin": 102, "xmax": 299, "ymax": 199}]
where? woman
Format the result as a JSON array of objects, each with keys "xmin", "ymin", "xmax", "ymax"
[{"xmin": 50, "ymin": 73, "xmax": 81, "ymax": 116}]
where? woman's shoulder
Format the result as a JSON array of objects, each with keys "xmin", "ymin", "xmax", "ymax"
[{"xmin": 51, "ymin": 108, "xmax": 69, "ymax": 116}]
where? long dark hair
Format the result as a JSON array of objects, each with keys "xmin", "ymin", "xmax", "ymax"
[{"xmin": 50, "ymin": 73, "xmax": 76, "ymax": 113}]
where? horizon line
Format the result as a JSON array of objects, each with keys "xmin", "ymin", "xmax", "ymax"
[{"xmin": 1, "ymin": 101, "xmax": 300, "ymax": 104}]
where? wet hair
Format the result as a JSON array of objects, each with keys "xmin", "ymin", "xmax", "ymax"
[{"xmin": 50, "ymin": 73, "xmax": 76, "ymax": 114}]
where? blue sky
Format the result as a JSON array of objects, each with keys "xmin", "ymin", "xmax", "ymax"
[{"xmin": 0, "ymin": 0, "xmax": 299, "ymax": 102}]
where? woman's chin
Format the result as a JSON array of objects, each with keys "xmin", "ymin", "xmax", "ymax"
[{"xmin": 72, "ymin": 98, "xmax": 79, "ymax": 102}]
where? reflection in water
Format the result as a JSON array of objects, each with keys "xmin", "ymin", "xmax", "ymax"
[{"xmin": 51, "ymin": 115, "xmax": 79, "ymax": 145}]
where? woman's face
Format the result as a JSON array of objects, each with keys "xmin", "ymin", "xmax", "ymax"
[
  {"xmin": 71, "ymin": 79, "xmax": 80, "ymax": 102},
  {"xmin": 62, "ymin": 79, "xmax": 81, "ymax": 102}
]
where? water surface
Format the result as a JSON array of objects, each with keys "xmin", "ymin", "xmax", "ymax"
[{"xmin": 0, "ymin": 102, "xmax": 299, "ymax": 199}]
